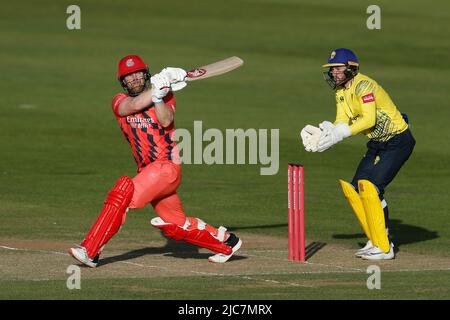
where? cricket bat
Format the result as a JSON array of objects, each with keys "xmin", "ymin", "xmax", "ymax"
[{"xmin": 170, "ymin": 56, "xmax": 244, "ymax": 91}]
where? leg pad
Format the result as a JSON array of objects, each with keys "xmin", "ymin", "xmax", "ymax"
[
  {"xmin": 358, "ymin": 180, "xmax": 390, "ymax": 253},
  {"xmin": 339, "ymin": 179, "xmax": 371, "ymax": 241},
  {"xmin": 81, "ymin": 176, "xmax": 134, "ymax": 258},
  {"xmin": 151, "ymin": 217, "xmax": 232, "ymax": 255}
]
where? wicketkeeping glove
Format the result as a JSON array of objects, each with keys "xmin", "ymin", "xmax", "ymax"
[
  {"xmin": 300, "ymin": 125, "xmax": 322, "ymax": 152},
  {"xmin": 316, "ymin": 121, "xmax": 352, "ymax": 152}
]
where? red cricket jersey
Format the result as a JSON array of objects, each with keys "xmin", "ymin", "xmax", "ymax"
[{"xmin": 111, "ymin": 92, "xmax": 179, "ymax": 171}]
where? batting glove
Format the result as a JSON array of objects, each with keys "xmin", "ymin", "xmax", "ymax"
[
  {"xmin": 161, "ymin": 67, "xmax": 188, "ymax": 92},
  {"xmin": 161, "ymin": 67, "xmax": 187, "ymax": 83},
  {"xmin": 150, "ymin": 73, "xmax": 171, "ymax": 103}
]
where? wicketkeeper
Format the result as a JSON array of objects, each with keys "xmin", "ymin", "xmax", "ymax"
[
  {"xmin": 69, "ymin": 55, "xmax": 242, "ymax": 267},
  {"xmin": 301, "ymin": 48, "xmax": 415, "ymax": 260}
]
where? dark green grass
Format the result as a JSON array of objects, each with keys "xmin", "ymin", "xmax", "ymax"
[
  {"xmin": 0, "ymin": 0, "xmax": 449, "ymax": 299},
  {"xmin": 1, "ymin": 270, "xmax": 450, "ymax": 300}
]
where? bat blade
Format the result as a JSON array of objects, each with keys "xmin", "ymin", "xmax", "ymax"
[{"xmin": 185, "ymin": 56, "xmax": 244, "ymax": 82}]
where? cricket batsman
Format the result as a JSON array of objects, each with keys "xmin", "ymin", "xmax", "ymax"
[
  {"xmin": 69, "ymin": 55, "xmax": 242, "ymax": 267},
  {"xmin": 301, "ymin": 48, "xmax": 415, "ymax": 260}
]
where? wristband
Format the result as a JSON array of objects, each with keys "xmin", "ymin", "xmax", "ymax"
[{"xmin": 152, "ymin": 96, "xmax": 163, "ymax": 104}]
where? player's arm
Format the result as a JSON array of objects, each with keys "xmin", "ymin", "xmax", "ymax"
[
  {"xmin": 116, "ymin": 93, "xmax": 174, "ymax": 127},
  {"xmin": 315, "ymin": 81, "xmax": 378, "ymax": 152},
  {"xmin": 116, "ymin": 74, "xmax": 174, "ymax": 127},
  {"xmin": 332, "ymin": 99, "xmax": 376, "ymax": 136},
  {"xmin": 334, "ymin": 100, "xmax": 348, "ymax": 125},
  {"xmin": 346, "ymin": 80, "xmax": 377, "ymax": 135},
  {"xmin": 347, "ymin": 102, "xmax": 376, "ymax": 135},
  {"xmin": 150, "ymin": 68, "xmax": 184, "ymax": 126},
  {"xmin": 153, "ymin": 101, "xmax": 174, "ymax": 128},
  {"xmin": 116, "ymin": 90, "xmax": 153, "ymax": 117}
]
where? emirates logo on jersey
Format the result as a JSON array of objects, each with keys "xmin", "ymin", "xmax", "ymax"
[
  {"xmin": 126, "ymin": 59, "xmax": 135, "ymax": 67},
  {"xmin": 126, "ymin": 116, "xmax": 155, "ymax": 129}
]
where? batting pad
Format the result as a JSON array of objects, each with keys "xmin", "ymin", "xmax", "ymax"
[
  {"xmin": 358, "ymin": 180, "xmax": 390, "ymax": 253},
  {"xmin": 339, "ymin": 180, "xmax": 372, "ymax": 241},
  {"xmin": 81, "ymin": 176, "xmax": 134, "ymax": 258}
]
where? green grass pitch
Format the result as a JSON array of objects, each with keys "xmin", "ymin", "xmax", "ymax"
[{"xmin": 0, "ymin": 0, "xmax": 449, "ymax": 300}]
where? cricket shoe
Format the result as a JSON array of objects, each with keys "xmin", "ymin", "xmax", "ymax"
[
  {"xmin": 68, "ymin": 245, "xmax": 99, "ymax": 268},
  {"xmin": 361, "ymin": 243, "xmax": 395, "ymax": 261},
  {"xmin": 208, "ymin": 233, "xmax": 242, "ymax": 263},
  {"xmin": 355, "ymin": 240, "xmax": 374, "ymax": 258}
]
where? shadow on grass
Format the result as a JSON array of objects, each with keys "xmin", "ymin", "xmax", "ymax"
[
  {"xmin": 332, "ymin": 219, "xmax": 439, "ymax": 251},
  {"xmin": 305, "ymin": 242, "xmax": 327, "ymax": 260},
  {"xmin": 229, "ymin": 224, "xmax": 326, "ymax": 261},
  {"xmin": 99, "ymin": 233, "xmax": 247, "ymax": 267}
]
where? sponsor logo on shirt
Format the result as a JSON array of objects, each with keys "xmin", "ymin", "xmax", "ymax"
[
  {"xmin": 362, "ymin": 93, "xmax": 375, "ymax": 103},
  {"xmin": 126, "ymin": 116, "xmax": 155, "ymax": 129}
]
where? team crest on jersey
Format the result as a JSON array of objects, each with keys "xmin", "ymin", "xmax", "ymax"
[
  {"xmin": 126, "ymin": 59, "xmax": 135, "ymax": 67},
  {"xmin": 362, "ymin": 93, "xmax": 375, "ymax": 103},
  {"xmin": 340, "ymin": 96, "xmax": 344, "ymax": 101},
  {"xmin": 374, "ymin": 155, "xmax": 381, "ymax": 165}
]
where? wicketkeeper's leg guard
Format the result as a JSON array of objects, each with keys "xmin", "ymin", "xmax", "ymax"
[
  {"xmin": 151, "ymin": 217, "xmax": 232, "ymax": 255},
  {"xmin": 339, "ymin": 179, "xmax": 372, "ymax": 241},
  {"xmin": 81, "ymin": 176, "xmax": 134, "ymax": 258},
  {"xmin": 358, "ymin": 180, "xmax": 390, "ymax": 253}
]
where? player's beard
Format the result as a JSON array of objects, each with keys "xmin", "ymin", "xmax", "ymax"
[{"xmin": 127, "ymin": 79, "xmax": 146, "ymax": 96}]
